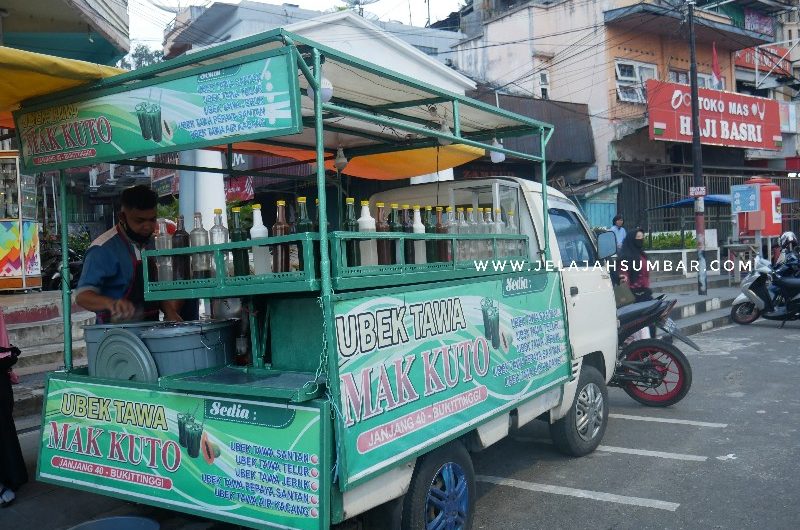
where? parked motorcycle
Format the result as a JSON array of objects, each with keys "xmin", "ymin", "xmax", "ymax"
[
  {"xmin": 609, "ymin": 297, "xmax": 697, "ymax": 407},
  {"xmin": 730, "ymin": 253, "xmax": 800, "ymax": 325},
  {"xmin": 41, "ymin": 241, "xmax": 84, "ymax": 291}
]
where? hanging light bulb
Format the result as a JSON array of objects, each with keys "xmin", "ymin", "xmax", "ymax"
[
  {"xmin": 308, "ymin": 76, "xmax": 334, "ymax": 103},
  {"xmin": 437, "ymin": 120, "xmax": 453, "ymax": 146},
  {"xmin": 490, "ymin": 138, "xmax": 506, "ymax": 164},
  {"xmin": 334, "ymin": 147, "xmax": 348, "ymax": 171}
]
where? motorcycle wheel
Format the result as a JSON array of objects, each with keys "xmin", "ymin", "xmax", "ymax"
[
  {"xmin": 730, "ymin": 302, "xmax": 760, "ymax": 325},
  {"xmin": 621, "ymin": 339, "xmax": 692, "ymax": 407}
]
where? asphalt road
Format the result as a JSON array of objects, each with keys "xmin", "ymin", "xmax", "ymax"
[{"xmin": 5, "ymin": 320, "xmax": 800, "ymax": 530}]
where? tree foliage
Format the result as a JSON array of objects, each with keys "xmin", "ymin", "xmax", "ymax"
[{"xmin": 118, "ymin": 44, "xmax": 164, "ymax": 70}]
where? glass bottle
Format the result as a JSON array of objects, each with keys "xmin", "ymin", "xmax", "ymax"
[
  {"xmin": 296, "ymin": 197, "xmax": 313, "ymax": 272},
  {"xmin": 436, "ymin": 206, "xmax": 451, "ymax": 263},
  {"xmin": 412, "ymin": 205, "xmax": 426, "ymax": 265},
  {"xmin": 476, "ymin": 208, "xmax": 487, "ymax": 259},
  {"xmin": 357, "ymin": 200, "xmax": 378, "ymax": 266},
  {"xmin": 466, "ymin": 207, "xmax": 478, "ymax": 259},
  {"xmin": 387, "ymin": 203, "xmax": 401, "ymax": 265},
  {"xmin": 250, "ymin": 204, "xmax": 270, "ymax": 275},
  {"xmin": 209, "ymin": 208, "xmax": 229, "ymax": 275},
  {"xmin": 507, "ymin": 209, "xmax": 519, "ymax": 256},
  {"xmin": 344, "ymin": 198, "xmax": 361, "ymax": 267},
  {"xmin": 190, "ymin": 211, "xmax": 212, "ymax": 279},
  {"xmin": 272, "ymin": 200, "xmax": 291, "ymax": 273},
  {"xmin": 402, "ymin": 204, "xmax": 414, "ymax": 265},
  {"xmin": 424, "ymin": 205, "xmax": 438, "ymax": 263},
  {"xmin": 484, "ymin": 207, "xmax": 495, "ymax": 258},
  {"xmin": 154, "ymin": 219, "xmax": 172, "ymax": 282},
  {"xmin": 446, "ymin": 206, "xmax": 458, "ymax": 260},
  {"xmin": 171, "ymin": 215, "xmax": 190, "ymax": 281},
  {"xmin": 230, "ymin": 207, "xmax": 250, "ymax": 276},
  {"xmin": 495, "ymin": 208, "xmax": 505, "ymax": 256},
  {"xmin": 375, "ymin": 202, "xmax": 393, "ymax": 266},
  {"xmin": 456, "ymin": 207, "xmax": 468, "ymax": 261}
]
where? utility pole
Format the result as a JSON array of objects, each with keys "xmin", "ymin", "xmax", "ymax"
[{"xmin": 687, "ymin": 0, "xmax": 707, "ymax": 295}]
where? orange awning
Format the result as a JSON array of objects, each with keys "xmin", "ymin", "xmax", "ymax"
[
  {"xmin": 223, "ymin": 142, "xmax": 485, "ymax": 180},
  {"xmin": 0, "ymin": 46, "xmax": 125, "ymax": 129}
]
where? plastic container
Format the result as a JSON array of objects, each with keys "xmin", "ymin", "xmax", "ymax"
[
  {"xmin": 67, "ymin": 516, "xmax": 159, "ymax": 530},
  {"xmin": 139, "ymin": 320, "xmax": 236, "ymax": 376},
  {"xmin": 85, "ymin": 322, "xmax": 167, "ymax": 376}
]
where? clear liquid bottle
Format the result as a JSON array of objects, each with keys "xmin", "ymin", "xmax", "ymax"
[
  {"xmin": 171, "ymin": 215, "xmax": 190, "ymax": 280},
  {"xmin": 484, "ymin": 207, "xmax": 495, "ymax": 258},
  {"xmin": 402, "ymin": 204, "xmax": 414, "ymax": 265},
  {"xmin": 436, "ymin": 207, "xmax": 451, "ymax": 263},
  {"xmin": 376, "ymin": 202, "xmax": 393, "ymax": 266},
  {"xmin": 272, "ymin": 200, "xmax": 291, "ymax": 273},
  {"xmin": 190, "ymin": 211, "xmax": 212, "ymax": 279},
  {"xmin": 344, "ymin": 198, "xmax": 361, "ymax": 267},
  {"xmin": 389, "ymin": 203, "xmax": 402, "ymax": 265},
  {"xmin": 466, "ymin": 207, "xmax": 478, "ymax": 259},
  {"xmin": 424, "ymin": 205, "xmax": 437, "ymax": 263},
  {"xmin": 456, "ymin": 207, "xmax": 468, "ymax": 261},
  {"xmin": 446, "ymin": 206, "xmax": 458, "ymax": 260},
  {"xmin": 154, "ymin": 219, "xmax": 173, "ymax": 282},
  {"xmin": 494, "ymin": 208, "xmax": 505, "ymax": 256},
  {"xmin": 230, "ymin": 207, "xmax": 250, "ymax": 276},
  {"xmin": 357, "ymin": 200, "xmax": 378, "ymax": 266},
  {"xmin": 250, "ymin": 204, "xmax": 270, "ymax": 275},
  {"xmin": 296, "ymin": 197, "xmax": 313, "ymax": 272},
  {"xmin": 476, "ymin": 208, "xmax": 487, "ymax": 259},
  {"xmin": 412, "ymin": 205, "xmax": 426, "ymax": 265},
  {"xmin": 507, "ymin": 209, "xmax": 519, "ymax": 256},
  {"xmin": 209, "ymin": 208, "xmax": 229, "ymax": 275}
]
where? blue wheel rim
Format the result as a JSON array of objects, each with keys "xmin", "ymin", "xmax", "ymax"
[{"xmin": 425, "ymin": 462, "xmax": 469, "ymax": 530}]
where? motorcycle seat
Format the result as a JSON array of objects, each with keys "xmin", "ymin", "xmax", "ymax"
[
  {"xmin": 772, "ymin": 276, "xmax": 800, "ymax": 290},
  {"xmin": 617, "ymin": 300, "xmax": 663, "ymax": 326}
]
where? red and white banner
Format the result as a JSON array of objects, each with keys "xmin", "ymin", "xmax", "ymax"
[
  {"xmin": 734, "ymin": 46, "xmax": 791, "ymax": 77},
  {"xmin": 225, "ymin": 175, "xmax": 254, "ymax": 202},
  {"xmin": 647, "ymin": 80, "xmax": 781, "ymax": 150}
]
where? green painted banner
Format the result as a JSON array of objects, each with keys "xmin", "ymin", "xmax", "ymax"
[
  {"xmin": 39, "ymin": 378, "xmax": 325, "ymax": 530},
  {"xmin": 333, "ymin": 272, "xmax": 570, "ymax": 486},
  {"xmin": 15, "ymin": 50, "xmax": 300, "ymax": 172}
]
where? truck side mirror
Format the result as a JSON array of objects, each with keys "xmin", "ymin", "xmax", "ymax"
[{"xmin": 597, "ymin": 231, "xmax": 617, "ymax": 260}]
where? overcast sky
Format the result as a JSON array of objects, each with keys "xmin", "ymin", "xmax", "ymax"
[{"xmin": 129, "ymin": 0, "xmax": 463, "ymax": 47}]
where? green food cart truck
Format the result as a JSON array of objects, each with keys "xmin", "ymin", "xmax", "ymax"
[{"xmin": 14, "ymin": 29, "xmax": 619, "ymax": 530}]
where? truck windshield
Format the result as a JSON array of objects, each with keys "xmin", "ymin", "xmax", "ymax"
[{"xmin": 548, "ymin": 207, "xmax": 597, "ymax": 266}]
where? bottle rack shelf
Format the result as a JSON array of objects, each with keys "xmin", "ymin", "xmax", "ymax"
[
  {"xmin": 143, "ymin": 231, "xmax": 531, "ymax": 300},
  {"xmin": 142, "ymin": 233, "xmax": 320, "ymax": 301}
]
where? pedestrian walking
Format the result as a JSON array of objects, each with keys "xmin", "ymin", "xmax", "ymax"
[
  {"xmin": 618, "ymin": 228, "xmax": 652, "ymax": 302},
  {"xmin": 0, "ymin": 306, "xmax": 28, "ymax": 507},
  {"xmin": 610, "ymin": 214, "xmax": 626, "ymax": 250}
]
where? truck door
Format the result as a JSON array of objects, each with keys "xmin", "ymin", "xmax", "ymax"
[{"xmin": 548, "ymin": 206, "xmax": 617, "ymax": 358}]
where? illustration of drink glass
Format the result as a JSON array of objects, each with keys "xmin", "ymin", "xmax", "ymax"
[
  {"xmin": 148, "ymin": 104, "xmax": 163, "ymax": 142},
  {"xmin": 186, "ymin": 423, "xmax": 203, "ymax": 458},
  {"xmin": 488, "ymin": 307, "xmax": 501, "ymax": 349},
  {"xmin": 135, "ymin": 102, "xmax": 152, "ymax": 140},
  {"xmin": 177, "ymin": 413, "xmax": 193, "ymax": 447},
  {"xmin": 481, "ymin": 298, "xmax": 494, "ymax": 341}
]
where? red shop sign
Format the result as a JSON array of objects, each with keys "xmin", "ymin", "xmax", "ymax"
[
  {"xmin": 647, "ymin": 80, "xmax": 781, "ymax": 150},
  {"xmin": 225, "ymin": 175, "xmax": 254, "ymax": 202},
  {"xmin": 734, "ymin": 46, "xmax": 791, "ymax": 77}
]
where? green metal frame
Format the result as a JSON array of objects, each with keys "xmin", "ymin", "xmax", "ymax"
[{"xmin": 21, "ymin": 27, "xmax": 560, "ymax": 530}]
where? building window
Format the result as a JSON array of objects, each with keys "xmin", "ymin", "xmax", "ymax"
[
  {"xmin": 541, "ymin": 87, "xmax": 549, "ymax": 100},
  {"xmin": 615, "ymin": 60, "xmax": 656, "ymax": 103},
  {"xmin": 669, "ymin": 69, "xmax": 724, "ymax": 90}
]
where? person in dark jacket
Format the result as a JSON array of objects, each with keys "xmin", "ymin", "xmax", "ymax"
[
  {"xmin": 618, "ymin": 228, "xmax": 652, "ymax": 302},
  {"xmin": 0, "ymin": 342, "xmax": 27, "ymax": 507}
]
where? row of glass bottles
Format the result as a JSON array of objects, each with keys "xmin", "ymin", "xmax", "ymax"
[
  {"xmin": 151, "ymin": 198, "xmax": 524, "ymax": 282},
  {"xmin": 346, "ymin": 201, "xmax": 521, "ymax": 267}
]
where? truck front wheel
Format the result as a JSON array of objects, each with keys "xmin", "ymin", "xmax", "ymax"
[
  {"xmin": 549, "ymin": 365, "xmax": 608, "ymax": 456},
  {"xmin": 401, "ymin": 441, "xmax": 475, "ymax": 530}
]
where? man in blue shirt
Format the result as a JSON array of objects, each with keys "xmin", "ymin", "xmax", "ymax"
[
  {"xmin": 610, "ymin": 214, "xmax": 626, "ymax": 250},
  {"xmin": 76, "ymin": 186, "xmax": 181, "ymax": 323}
]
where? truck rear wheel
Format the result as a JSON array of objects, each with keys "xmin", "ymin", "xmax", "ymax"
[
  {"xmin": 401, "ymin": 441, "xmax": 475, "ymax": 530},
  {"xmin": 549, "ymin": 365, "xmax": 608, "ymax": 456}
]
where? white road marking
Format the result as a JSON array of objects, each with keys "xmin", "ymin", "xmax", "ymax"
[
  {"xmin": 595, "ymin": 445, "xmax": 707, "ymax": 462},
  {"xmin": 513, "ymin": 437, "xmax": 707, "ymax": 461},
  {"xmin": 609, "ymin": 413, "xmax": 728, "ymax": 428},
  {"xmin": 716, "ymin": 454, "xmax": 737, "ymax": 461},
  {"xmin": 477, "ymin": 475, "xmax": 680, "ymax": 511}
]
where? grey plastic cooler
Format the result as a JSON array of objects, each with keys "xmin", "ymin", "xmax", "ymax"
[
  {"xmin": 139, "ymin": 320, "xmax": 236, "ymax": 376},
  {"xmin": 84, "ymin": 322, "xmax": 167, "ymax": 377}
]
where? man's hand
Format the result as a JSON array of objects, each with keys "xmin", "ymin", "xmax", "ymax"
[
  {"xmin": 161, "ymin": 300, "xmax": 184, "ymax": 322},
  {"xmin": 108, "ymin": 298, "xmax": 136, "ymax": 321}
]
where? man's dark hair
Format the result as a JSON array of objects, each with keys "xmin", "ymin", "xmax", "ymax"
[
  {"xmin": 121, "ymin": 185, "xmax": 158, "ymax": 210},
  {"xmin": 612, "ymin": 214, "xmax": 623, "ymax": 224}
]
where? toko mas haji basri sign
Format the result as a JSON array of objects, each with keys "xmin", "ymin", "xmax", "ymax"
[{"xmin": 647, "ymin": 80, "xmax": 781, "ymax": 150}]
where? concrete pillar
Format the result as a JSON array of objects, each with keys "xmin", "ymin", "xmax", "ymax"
[{"xmin": 193, "ymin": 149, "xmax": 226, "ymax": 229}]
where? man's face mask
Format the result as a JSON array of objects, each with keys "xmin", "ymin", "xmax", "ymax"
[
  {"xmin": 634, "ymin": 239, "xmax": 644, "ymax": 249},
  {"xmin": 120, "ymin": 212, "xmax": 155, "ymax": 245}
]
